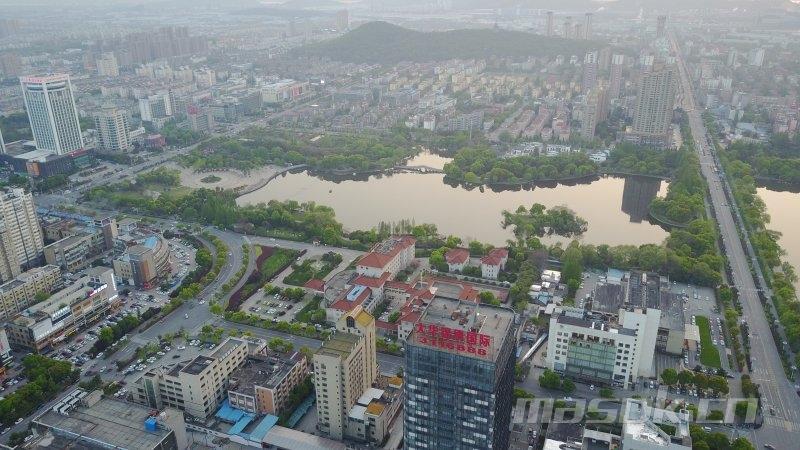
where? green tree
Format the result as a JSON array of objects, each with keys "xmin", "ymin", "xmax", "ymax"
[
  {"xmin": 561, "ymin": 379, "xmax": 576, "ymax": 394},
  {"xmin": 661, "ymin": 368, "xmax": 678, "ymax": 386},
  {"xmin": 538, "ymin": 369, "xmax": 561, "ymax": 390}
]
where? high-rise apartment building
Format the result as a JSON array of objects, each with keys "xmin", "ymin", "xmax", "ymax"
[
  {"xmin": 656, "ymin": 15, "xmax": 667, "ymax": 39},
  {"xmin": 0, "ymin": 188, "xmax": 45, "ymax": 282},
  {"xmin": 545, "ymin": 11, "xmax": 554, "ymax": 37},
  {"xmin": 313, "ymin": 307, "xmax": 378, "ymax": 441},
  {"xmin": 584, "ymin": 12, "xmax": 593, "ymax": 40},
  {"xmin": 581, "ymin": 86, "xmax": 606, "ymax": 141},
  {"xmin": 96, "ymin": 52, "xmax": 119, "ymax": 77},
  {"xmin": 335, "ymin": 9, "xmax": 349, "ymax": 31},
  {"xmin": 94, "ymin": 107, "xmax": 131, "ymax": 152},
  {"xmin": 138, "ymin": 92, "xmax": 173, "ymax": 129},
  {"xmin": 582, "ymin": 51, "xmax": 598, "ymax": 94},
  {"xmin": 20, "ymin": 74, "xmax": 84, "ymax": 155},
  {"xmin": 608, "ymin": 54, "xmax": 625, "ymax": 99},
  {"xmin": 562, "ymin": 17, "xmax": 572, "ymax": 39},
  {"xmin": 404, "ymin": 298, "xmax": 518, "ymax": 450},
  {"xmin": 631, "ymin": 63, "xmax": 677, "ymax": 145}
]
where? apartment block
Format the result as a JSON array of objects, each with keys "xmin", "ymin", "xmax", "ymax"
[
  {"xmin": 227, "ymin": 350, "xmax": 309, "ymax": 416},
  {"xmin": 0, "ymin": 265, "xmax": 61, "ymax": 320},
  {"xmin": 0, "ymin": 188, "xmax": 45, "ymax": 282}
]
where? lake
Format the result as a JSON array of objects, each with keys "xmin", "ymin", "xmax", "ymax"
[
  {"xmin": 757, "ymin": 187, "xmax": 800, "ymax": 280},
  {"xmin": 237, "ymin": 152, "xmax": 670, "ymax": 246}
]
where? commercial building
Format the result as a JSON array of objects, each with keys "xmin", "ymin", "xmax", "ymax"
[
  {"xmin": 187, "ymin": 104, "xmax": 215, "ymax": 134},
  {"xmin": 355, "ymin": 235, "xmax": 416, "ymax": 278},
  {"xmin": 546, "ymin": 304, "xmax": 660, "ymax": 389},
  {"xmin": 132, "ymin": 338, "xmax": 249, "ymax": 419},
  {"xmin": 404, "ymin": 298, "xmax": 518, "ymax": 450},
  {"xmin": 20, "ymin": 74, "xmax": 84, "ymax": 155},
  {"xmin": 227, "ymin": 350, "xmax": 309, "ymax": 416},
  {"xmin": 139, "ymin": 92, "xmax": 173, "ymax": 129},
  {"xmin": 622, "ymin": 399, "xmax": 692, "ymax": 450},
  {"xmin": 0, "ymin": 265, "xmax": 61, "ymax": 321},
  {"xmin": 113, "ymin": 235, "xmax": 171, "ymax": 289},
  {"xmin": 94, "ymin": 107, "xmax": 131, "ymax": 151},
  {"xmin": 0, "ymin": 188, "xmax": 45, "ymax": 282},
  {"xmin": 33, "ymin": 389, "xmax": 188, "ymax": 450},
  {"xmin": 44, "ymin": 233, "xmax": 93, "ymax": 272},
  {"xmin": 261, "ymin": 80, "xmax": 309, "ymax": 104},
  {"xmin": 5, "ymin": 267, "xmax": 118, "ymax": 351},
  {"xmin": 629, "ymin": 63, "xmax": 677, "ymax": 147}
]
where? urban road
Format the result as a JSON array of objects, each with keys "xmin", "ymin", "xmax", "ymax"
[{"xmin": 673, "ymin": 33, "xmax": 800, "ymax": 449}]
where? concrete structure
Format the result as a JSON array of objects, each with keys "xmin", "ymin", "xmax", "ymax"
[
  {"xmin": 0, "ymin": 188, "xmax": 45, "ymax": 282},
  {"xmin": 404, "ymin": 298, "xmax": 518, "ymax": 450},
  {"xmin": 480, "ymin": 248, "xmax": 508, "ymax": 280},
  {"xmin": 546, "ymin": 305, "xmax": 660, "ymax": 389},
  {"xmin": 227, "ymin": 350, "xmax": 309, "ymax": 416},
  {"xmin": 33, "ymin": 389, "xmax": 188, "ymax": 450},
  {"xmin": 5, "ymin": 267, "xmax": 118, "ymax": 351},
  {"xmin": 44, "ymin": 234, "xmax": 93, "ymax": 272},
  {"xmin": 187, "ymin": 104, "xmax": 215, "ymax": 134},
  {"xmin": 355, "ymin": 235, "xmax": 415, "ymax": 278},
  {"xmin": 630, "ymin": 63, "xmax": 677, "ymax": 147},
  {"xmin": 622, "ymin": 399, "xmax": 692, "ymax": 450},
  {"xmin": 139, "ymin": 92, "xmax": 173, "ymax": 129},
  {"xmin": 132, "ymin": 338, "xmax": 249, "ymax": 419},
  {"xmin": 96, "ymin": 52, "xmax": 120, "ymax": 77},
  {"xmin": 20, "ymin": 74, "xmax": 84, "ymax": 154},
  {"xmin": 94, "ymin": 107, "xmax": 131, "ymax": 151},
  {"xmin": 0, "ymin": 265, "xmax": 61, "ymax": 321},
  {"xmin": 113, "ymin": 235, "xmax": 170, "ymax": 289}
]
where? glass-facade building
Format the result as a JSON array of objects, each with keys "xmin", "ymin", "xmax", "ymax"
[
  {"xmin": 403, "ymin": 299, "xmax": 517, "ymax": 450},
  {"xmin": 20, "ymin": 74, "xmax": 84, "ymax": 155}
]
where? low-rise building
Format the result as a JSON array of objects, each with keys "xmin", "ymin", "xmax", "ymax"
[
  {"xmin": 622, "ymin": 399, "xmax": 692, "ymax": 450},
  {"xmin": 44, "ymin": 234, "xmax": 93, "ymax": 272},
  {"xmin": 227, "ymin": 350, "xmax": 309, "ymax": 416},
  {"xmin": 113, "ymin": 235, "xmax": 170, "ymax": 289},
  {"xmin": 480, "ymin": 247, "xmax": 509, "ymax": 279},
  {"xmin": 355, "ymin": 235, "xmax": 415, "ymax": 278},
  {"xmin": 5, "ymin": 267, "xmax": 118, "ymax": 351},
  {"xmin": 0, "ymin": 264, "xmax": 61, "ymax": 320},
  {"xmin": 132, "ymin": 338, "xmax": 249, "ymax": 419},
  {"xmin": 445, "ymin": 247, "xmax": 470, "ymax": 272},
  {"xmin": 33, "ymin": 389, "xmax": 188, "ymax": 450}
]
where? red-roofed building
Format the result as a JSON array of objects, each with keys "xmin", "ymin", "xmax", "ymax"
[
  {"xmin": 356, "ymin": 236, "xmax": 416, "ymax": 278},
  {"xmin": 480, "ymin": 248, "xmax": 509, "ymax": 280},
  {"xmin": 326, "ymin": 285, "xmax": 372, "ymax": 323},
  {"xmin": 303, "ymin": 279, "xmax": 325, "ymax": 293},
  {"xmin": 445, "ymin": 248, "xmax": 470, "ymax": 272}
]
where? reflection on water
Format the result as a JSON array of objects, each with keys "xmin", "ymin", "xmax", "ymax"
[
  {"xmin": 239, "ymin": 160, "xmax": 670, "ymax": 246},
  {"xmin": 757, "ymin": 187, "xmax": 800, "ymax": 288},
  {"xmin": 622, "ymin": 176, "xmax": 663, "ymax": 223}
]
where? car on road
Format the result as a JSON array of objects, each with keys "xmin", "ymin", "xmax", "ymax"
[
  {"xmin": 177, "ymin": 345, "xmax": 185, "ymax": 350},
  {"xmin": 14, "ymin": 418, "xmax": 23, "ymax": 425}
]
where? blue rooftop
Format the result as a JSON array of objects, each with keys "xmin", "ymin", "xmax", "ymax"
[
  {"xmin": 216, "ymin": 399, "xmax": 247, "ymax": 423},
  {"xmin": 142, "ymin": 235, "xmax": 159, "ymax": 249},
  {"xmin": 347, "ymin": 285, "xmax": 367, "ymax": 301}
]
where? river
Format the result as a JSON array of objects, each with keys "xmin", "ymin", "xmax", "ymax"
[{"xmin": 237, "ymin": 152, "xmax": 670, "ymax": 246}]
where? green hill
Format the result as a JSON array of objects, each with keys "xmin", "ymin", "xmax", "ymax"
[{"xmin": 301, "ymin": 21, "xmax": 599, "ymax": 64}]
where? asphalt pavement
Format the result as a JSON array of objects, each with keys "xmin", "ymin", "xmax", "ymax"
[{"xmin": 673, "ymin": 33, "xmax": 800, "ymax": 450}]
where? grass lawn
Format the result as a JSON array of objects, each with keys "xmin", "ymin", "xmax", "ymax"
[
  {"xmin": 296, "ymin": 296, "xmax": 323, "ymax": 323},
  {"xmin": 696, "ymin": 315, "xmax": 721, "ymax": 368},
  {"xmin": 260, "ymin": 248, "xmax": 300, "ymax": 280},
  {"xmin": 284, "ymin": 258, "xmax": 338, "ymax": 286}
]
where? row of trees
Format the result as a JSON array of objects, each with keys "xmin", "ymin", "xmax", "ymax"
[
  {"xmin": 443, "ymin": 147, "xmax": 598, "ymax": 185},
  {"xmin": 659, "ymin": 368, "xmax": 729, "ymax": 394},
  {"xmin": 90, "ymin": 314, "xmax": 141, "ymax": 355},
  {"xmin": 0, "ymin": 355, "xmax": 79, "ymax": 426}
]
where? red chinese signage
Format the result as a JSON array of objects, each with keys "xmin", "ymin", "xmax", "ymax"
[{"xmin": 414, "ymin": 323, "xmax": 493, "ymax": 358}]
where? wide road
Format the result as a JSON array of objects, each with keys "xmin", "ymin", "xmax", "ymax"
[{"xmin": 672, "ymin": 33, "xmax": 800, "ymax": 449}]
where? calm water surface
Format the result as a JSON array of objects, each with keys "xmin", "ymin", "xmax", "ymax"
[
  {"xmin": 238, "ymin": 153, "xmax": 670, "ymax": 246},
  {"xmin": 757, "ymin": 187, "xmax": 800, "ymax": 281}
]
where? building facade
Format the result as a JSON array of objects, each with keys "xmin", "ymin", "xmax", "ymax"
[
  {"xmin": 0, "ymin": 265, "xmax": 61, "ymax": 321},
  {"xmin": 94, "ymin": 107, "xmax": 131, "ymax": 151},
  {"xmin": 227, "ymin": 350, "xmax": 309, "ymax": 416},
  {"xmin": 20, "ymin": 74, "xmax": 84, "ymax": 154},
  {"xmin": 404, "ymin": 298, "xmax": 517, "ymax": 450},
  {"xmin": 0, "ymin": 188, "xmax": 45, "ymax": 282},
  {"xmin": 630, "ymin": 63, "xmax": 677, "ymax": 146}
]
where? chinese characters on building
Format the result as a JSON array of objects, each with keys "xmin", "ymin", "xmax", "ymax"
[{"xmin": 415, "ymin": 323, "xmax": 492, "ymax": 357}]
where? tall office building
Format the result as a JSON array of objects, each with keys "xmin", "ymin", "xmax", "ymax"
[
  {"xmin": 582, "ymin": 51, "xmax": 598, "ymax": 94},
  {"xmin": 584, "ymin": 12, "xmax": 593, "ymax": 40},
  {"xmin": 608, "ymin": 54, "xmax": 625, "ymax": 99},
  {"xmin": 96, "ymin": 52, "xmax": 119, "ymax": 77},
  {"xmin": 404, "ymin": 299, "xmax": 518, "ymax": 450},
  {"xmin": 20, "ymin": 74, "xmax": 84, "ymax": 155},
  {"xmin": 545, "ymin": 11, "xmax": 554, "ymax": 37},
  {"xmin": 94, "ymin": 107, "xmax": 131, "ymax": 152},
  {"xmin": 0, "ymin": 188, "xmax": 45, "ymax": 282},
  {"xmin": 656, "ymin": 15, "xmax": 667, "ymax": 39},
  {"xmin": 631, "ymin": 63, "xmax": 677, "ymax": 144}
]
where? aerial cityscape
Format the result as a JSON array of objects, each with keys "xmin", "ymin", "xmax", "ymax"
[{"xmin": 1, "ymin": 0, "xmax": 800, "ymax": 449}]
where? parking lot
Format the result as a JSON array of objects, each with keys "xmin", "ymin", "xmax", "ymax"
[
  {"xmin": 670, "ymin": 281, "xmax": 731, "ymax": 374},
  {"xmin": 239, "ymin": 288, "xmax": 309, "ymax": 323}
]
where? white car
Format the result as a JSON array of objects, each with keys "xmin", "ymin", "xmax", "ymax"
[{"xmin": 177, "ymin": 345, "xmax": 186, "ymax": 350}]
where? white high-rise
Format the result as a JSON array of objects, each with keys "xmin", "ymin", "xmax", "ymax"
[
  {"xmin": 632, "ymin": 64, "xmax": 677, "ymax": 137},
  {"xmin": 20, "ymin": 74, "xmax": 84, "ymax": 155},
  {"xmin": 0, "ymin": 188, "xmax": 45, "ymax": 282},
  {"xmin": 94, "ymin": 107, "xmax": 131, "ymax": 151},
  {"xmin": 96, "ymin": 53, "xmax": 119, "ymax": 77}
]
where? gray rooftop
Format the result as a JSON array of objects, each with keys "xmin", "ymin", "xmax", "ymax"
[
  {"xmin": 34, "ymin": 397, "xmax": 172, "ymax": 449},
  {"xmin": 181, "ymin": 355, "xmax": 214, "ymax": 375},
  {"xmin": 229, "ymin": 352, "xmax": 303, "ymax": 394}
]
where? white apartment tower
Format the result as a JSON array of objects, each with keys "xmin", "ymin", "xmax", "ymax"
[
  {"xmin": 96, "ymin": 53, "xmax": 119, "ymax": 77},
  {"xmin": 609, "ymin": 54, "xmax": 625, "ymax": 99},
  {"xmin": 632, "ymin": 64, "xmax": 677, "ymax": 137},
  {"xmin": 0, "ymin": 188, "xmax": 45, "ymax": 282},
  {"xmin": 20, "ymin": 74, "xmax": 84, "ymax": 155},
  {"xmin": 94, "ymin": 107, "xmax": 131, "ymax": 152}
]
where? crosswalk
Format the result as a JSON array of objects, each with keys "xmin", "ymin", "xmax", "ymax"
[{"xmin": 764, "ymin": 416, "xmax": 800, "ymax": 432}]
